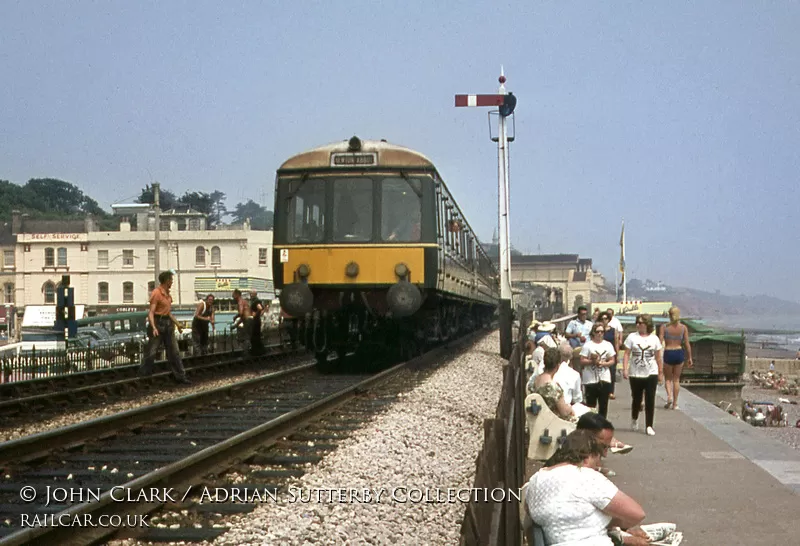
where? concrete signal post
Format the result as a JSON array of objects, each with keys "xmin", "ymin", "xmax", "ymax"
[{"xmin": 455, "ymin": 71, "xmax": 517, "ymax": 358}]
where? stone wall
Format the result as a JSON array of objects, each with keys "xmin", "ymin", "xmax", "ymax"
[{"xmin": 746, "ymin": 358, "xmax": 800, "ymax": 376}]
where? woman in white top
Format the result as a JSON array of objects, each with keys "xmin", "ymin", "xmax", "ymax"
[
  {"xmin": 580, "ymin": 323, "xmax": 616, "ymax": 418},
  {"xmin": 622, "ymin": 314, "xmax": 664, "ymax": 436},
  {"xmin": 525, "ymin": 430, "xmax": 646, "ymax": 546}
]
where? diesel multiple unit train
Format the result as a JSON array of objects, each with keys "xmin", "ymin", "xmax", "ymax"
[{"xmin": 274, "ymin": 136, "xmax": 499, "ymax": 365}]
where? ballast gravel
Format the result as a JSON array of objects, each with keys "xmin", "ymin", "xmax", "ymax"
[{"xmin": 211, "ymin": 332, "xmax": 505, "ymax": 545}]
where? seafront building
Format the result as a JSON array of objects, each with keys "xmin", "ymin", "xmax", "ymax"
[
  {"xmin": 0, "ymin": 211, "xmax": 274, "ymax": 340},
  {"xmin": 508, "ymin": 253, "xmax": 610, "ymax": 318}
]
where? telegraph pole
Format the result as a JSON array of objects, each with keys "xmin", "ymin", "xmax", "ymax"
[
  {"xmin": 455, "ymin": 70, "xmax": 517, "ymax": 358},
  {"xmin": 153, "ymin": 182, "xmax": 161, "ymax": 285}
]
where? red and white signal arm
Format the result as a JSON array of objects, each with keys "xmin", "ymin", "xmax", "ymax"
[
  {"xmin": 280, "ymin": 249, "xmax": 289, "ymax": 263},
  {"xmin": 454, "ymin": 94, "xmax": 505, "ymax": 107}
]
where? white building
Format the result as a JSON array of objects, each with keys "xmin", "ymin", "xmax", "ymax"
[{"xmin": 3, "ymin": 211, "xmax": 274, "ymax": 328}]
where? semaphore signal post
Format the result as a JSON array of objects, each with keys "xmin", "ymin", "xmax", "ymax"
[{"xmin": 455, "ymin": 69, "xmax": 517, "ymax": 358}]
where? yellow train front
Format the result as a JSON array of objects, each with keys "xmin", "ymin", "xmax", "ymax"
[{"xmin": 274, "ymin": 137, "xmax": 498, "ymax": 366}]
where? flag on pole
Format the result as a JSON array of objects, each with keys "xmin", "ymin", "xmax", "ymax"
[{"xmin": 619, "ymin": 221, "xmax": 626, "ymax": 288}]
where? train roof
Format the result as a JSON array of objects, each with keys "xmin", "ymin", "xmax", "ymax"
[{"xmin": 278, "ymin": 137, "xmax": 436, "ymax": 171}]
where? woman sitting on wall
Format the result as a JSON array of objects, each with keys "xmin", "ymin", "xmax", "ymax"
[{"xmin": 525, "ymin": 430, "xmax": 646, "ymax": 546}]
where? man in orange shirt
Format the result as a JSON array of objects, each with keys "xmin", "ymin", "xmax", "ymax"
[{"xmin": 139, "ymin": 270, "xmax": 190, "ymax": 384}]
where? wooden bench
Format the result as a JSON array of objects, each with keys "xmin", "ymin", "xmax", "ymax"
[{"xmin": 524, "ymin": 393, "xmax": 576, "ymax": 461}]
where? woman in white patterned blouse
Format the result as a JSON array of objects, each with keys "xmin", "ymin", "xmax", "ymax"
[{"xmin": 525, "ymin": 430, "xmax": 645, "ymax": 545}]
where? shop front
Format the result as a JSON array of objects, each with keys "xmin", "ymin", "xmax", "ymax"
[{"xmin": 193, "ymin": 277, "xmax": 275, "ymax": 312}]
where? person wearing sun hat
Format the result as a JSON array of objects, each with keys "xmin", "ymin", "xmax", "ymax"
[
  {"xmin": 530, "ymin": 326, "xmax": 558, "ymax": 378},
  {"xmin": 527, "ymin": 320, "xmax": 541, "ymax": 343},
  {"xmin": 535, "ymin": 320, "xmax": 556, "ymax": 343}
]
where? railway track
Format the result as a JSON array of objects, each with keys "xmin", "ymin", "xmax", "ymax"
[
  {"xmin": 0, "ymin": 343, "xmax": 300, "ymax": 421},
  {"xmin": 0, "ymin": 333, "xmax": 480, "ymax": 545}
]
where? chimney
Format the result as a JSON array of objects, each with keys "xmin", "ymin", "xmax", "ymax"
[
  {"xmin": 136, "ymin": 211, "xmax": 150, "ymax": 231},
  {"xmin": 11, "ymin": 210, "xmax": 21, "ymax": 235},
  {"xmin": 85, "ymin": 215, "xmax": 95, "ymax": 232}
]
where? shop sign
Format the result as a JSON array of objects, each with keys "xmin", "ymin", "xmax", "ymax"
[{"xmin": 596, "ymin": 301, "xmax": 673, "ymax": 317}]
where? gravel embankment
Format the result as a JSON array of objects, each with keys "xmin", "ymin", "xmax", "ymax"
[
  {"xmin": 206, "ymin": 332, "xmax": 505, "ymax": 545},
  {"xmin": 0, "ymin": 368, "xmax": 282, "ymax": 443},
  {"xmin": 740, "ymin": 380, "xmax": 800, "ymax": 451}
]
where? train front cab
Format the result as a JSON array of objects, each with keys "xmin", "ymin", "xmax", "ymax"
[{"xmin": 273, "ymin": 168, "xmax": 439, "ymax": 357}]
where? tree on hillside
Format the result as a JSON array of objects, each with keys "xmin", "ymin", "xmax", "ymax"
[
  {"xmin": 0, "ymin": 180, "xmax": 35, "ymax": 216},
  {"xmin": 178, "ymin": 191, "xmax": 214, "ymax": 216},
  {"xmin": 137, "ymin": 185, "xmax": 178, "ymax": 210},
  {"xmin": 230, "ymin": 199, "xmax": 273, "ymax": 230},
  {"xmin": 25, "ymin": 178, "xmax": 87, "ymax": 214},
  {"xmin": 208, "ymin": 190, "xmax": 227, "ymax": 227}
]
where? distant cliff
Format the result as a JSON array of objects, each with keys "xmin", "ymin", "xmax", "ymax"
[{"xmin": 627, "ymin": 280, "xmax": 800, "ymax": 331}]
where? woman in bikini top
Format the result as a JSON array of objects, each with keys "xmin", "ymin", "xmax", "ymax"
[{"xmin": 659, "ymin": 306, "xmax": 693, "ymax": 410}]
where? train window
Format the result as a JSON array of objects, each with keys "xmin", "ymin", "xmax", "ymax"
[
  {"xmin": 381, "ymin": 177, "xmax": 421, "ymax": 242},
  {"xmin": 448, "ymin": 211, "xmax": 462, "ymax": 251},
  {"xmin": 333, "ymin": 178, "xmax": 372, "ymax": 242},
  {"xmin": 286, "ymin": 178, "xmax": 326, "ymax": 243}
]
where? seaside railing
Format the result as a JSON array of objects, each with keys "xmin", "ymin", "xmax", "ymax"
[{"xmin": 0, "ymin": 327, "xmax": 267, "ymax": 384}]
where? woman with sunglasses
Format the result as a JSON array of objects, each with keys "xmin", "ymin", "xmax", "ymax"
[
  {"xmin": 622, "ymin": 314, "xmax": 664, "ymax": 436},
  {"xmin": 599, "ymin": 313, "xmax": 620, "ymax": 400},
  {"xmin": 579, "ymin": 323, "xmax": 616, "ymax": 417}
]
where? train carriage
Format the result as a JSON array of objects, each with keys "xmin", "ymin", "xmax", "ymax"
[{"xmin": 273, "ymin": 136, "xmax": 498, "ymax": 365}]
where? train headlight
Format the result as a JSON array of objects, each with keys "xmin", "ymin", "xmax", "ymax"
[
  {"xmin": 297, "ymin": 263, "xmax": 311, "ymax": 279},
  {"xmin": 348, "ymin": 136, "xmax": 362, "ymax": 152},
  {"xmin": 345, "ymin": 261, "xmax": 360, "ymax": 278},
  {"xmin": 394, "ymin": 263, "xmax": 409, "ymax": 279}
]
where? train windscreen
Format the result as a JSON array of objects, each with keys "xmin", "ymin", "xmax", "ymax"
[
  {"xmin": 381, "ymin": 177, "xmax": 422, "ymax": 242},
  {"xmin": 333, "ymin": 178, "xmax": 373, "ymax": 242},
  {"xmin": 285, "ymin": 178, "xmax": 326, "ymax": 243}
]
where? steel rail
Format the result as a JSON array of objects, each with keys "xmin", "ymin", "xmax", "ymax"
[
  {"xmin": 0, "ymin": 361, "xmax": 315, "ymax": 465},
  {"xmin": 0, "ymin": 333, "xmax": 481, "ymax": 546}
]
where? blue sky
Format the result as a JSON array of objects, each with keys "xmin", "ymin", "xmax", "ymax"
[{"xmin": 1, "ymin": 1, "xmax": 798, "ymax": 301}]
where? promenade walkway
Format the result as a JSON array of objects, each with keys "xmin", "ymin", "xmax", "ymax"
[{"xmin": 603, "ymin": 383, "xmax": 800, "ymax": 544}]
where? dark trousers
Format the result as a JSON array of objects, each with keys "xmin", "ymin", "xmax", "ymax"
[
  {"xmin": 584, "ymin": 381, "xmax": 612, "ymax": 417},
  {"xmin": 139, "ymin": 317, "xmax": 186, "ymax": 379},
  {"xmin": 192, "ymin": 320, "xmax": 210, "ymax": 355},
  {"xmin": 236, "ymin": 319, "xmax": 252, "ymax": 353},
  {"xmin": 250, "ymin": 316, "xmax": 265, "ymax": 356},
  {"xmin": 630, "ymin": 374, "xmax": 659, "ymax": 428}
]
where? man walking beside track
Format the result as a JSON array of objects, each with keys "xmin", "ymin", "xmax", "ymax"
[
  {"xmin": 139, "ymin": 270, "xmax": 190, "ymax": 384},
  {"xmin": 191, "ymin": 294, "xmax": 215, "ymax": 355},
  {"xmin": 233, "ymin": 289, "xmax": 252, "ymax": 353},
  {"xmin": 249, "ymin": 289, "xmax": 265, "ymax": 356}
]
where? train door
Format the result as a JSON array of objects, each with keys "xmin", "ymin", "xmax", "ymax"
[{"xmin": 435, "ymin": 178, "xmax": 446, "ymax": 291}]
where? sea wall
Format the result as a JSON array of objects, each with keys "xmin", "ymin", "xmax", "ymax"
[{"xmin": 745, "ymin": 357, "xmax": 800, "ymax": 376}]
